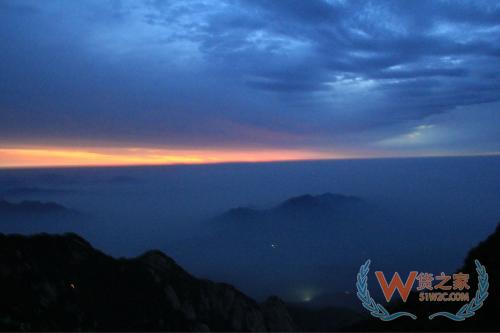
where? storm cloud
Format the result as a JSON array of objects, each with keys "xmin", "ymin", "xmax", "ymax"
[{"xmin": 0, "ymin": 0, "xmax": 499, "ymax": 156}]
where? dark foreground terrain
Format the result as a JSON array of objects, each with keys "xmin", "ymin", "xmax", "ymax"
[
  {"xmin": 0, "ymin": 222, "xmax": 498, "ymax": 331},
  {"xmin": 0, "ymin": 233, "xmax": 295, "ymax": 331}
]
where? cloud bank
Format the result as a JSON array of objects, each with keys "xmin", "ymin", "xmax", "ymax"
[{"xmin": 0, "ymin": 0, "xmax": 499, "ymax": 158}]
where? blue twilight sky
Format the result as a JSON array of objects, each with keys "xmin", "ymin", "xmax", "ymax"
[{"xmin": 1, "ymin": 0, "xmax": 499, "ymax": 157}]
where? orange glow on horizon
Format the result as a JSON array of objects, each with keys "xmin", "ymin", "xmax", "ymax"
[{"xmin": 0, "ymin": 146, "xmax": 344, "ymax": 168}]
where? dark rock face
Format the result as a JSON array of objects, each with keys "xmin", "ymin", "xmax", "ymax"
[
  {"xmin": 287, "ymin": 305, "xmax": 366, "ymax": 332},
  {"xmin": 460, "ymin": 223, "xmax": 499, "ymax": 329},
  {"xmin": 0, "ymin": 233, "xmax": 295, "ymax": 331},
  {"xmin": 261, "ymin": 297, "xmax": 296, "ymax": 331}
]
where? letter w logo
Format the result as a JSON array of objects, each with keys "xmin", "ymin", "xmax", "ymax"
[{"xmin": 375, "ymin": 271, "xmax": 418, "ymax": 302}]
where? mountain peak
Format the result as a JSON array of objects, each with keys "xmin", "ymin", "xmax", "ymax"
[
  {"xmin": 278, "ymin": 193, "xmax": 361, "ymax": 211},
  {"xmin": 0, "ymin": 199, "xmax": 72, "ymax": 215},
  {"xmin": 0, "ymin": 233, "xmax": 295, "ymax": 331},
  {"xmin": 214, "ymin": 192, "xmax": 364, "ymax": 225}
]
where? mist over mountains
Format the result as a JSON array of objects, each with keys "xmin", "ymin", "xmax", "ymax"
[
  {"xmin": 0, "ymin": 221, "xmax": 498, "ymax": 331},
  {"xmin": 0, "ymin": 156, "xmax": 499, "ymax": 309},
  {"xmin": 0, "ymin": 199, "xmax": 72, "ymax": 216},
  {"xmin": 217, "ymin": 193, "xmax": 364, "ymax": 222},
  {"xmin": 182, "ymin": 191, "xmax": 394, "ymax": 305},
  {"xmin": 0, "ymin": 199, "xmax": 82, "ymax": 234},
  {"xmin": 1, "ymin": 187, "xmax": 75, "ymax": 196}
]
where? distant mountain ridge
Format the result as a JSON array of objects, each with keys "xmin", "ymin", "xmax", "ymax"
[
  {"xmin": 0, "ymin": 199, "xmax": 73, "ymax": 216},
  {"xmin": 1, "ymin": 187, "xmax": 74, "ymax": 196},
  {"xmin": 278, "ymin": 193, "xmax": 361, "ymax": 209},
  {"xmin": 219, "ymin": 193, "xmax": 363, "ymax": 222},
  {"xmin": 194, "ymin": 192, "xmax": 373, "ymax": 313}
]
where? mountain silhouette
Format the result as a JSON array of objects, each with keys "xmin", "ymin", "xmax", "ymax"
[
  {"xmin": 0, "ymin": 232, "xmax": 295, "ymax": 331},
  {"xmin": 277, "ymin": 193, "xmax": 361, "ymax": 211},
  {"xmin": 218, "ymin": 193, "xmax": 364, "ymax": 223},
  {"xmin": 0, "ymin": 199, "xmax": 74, "ymax": 216},
  {"xmin": 1, "ymin": 187, "xmax": 75, "ymax": 196}
]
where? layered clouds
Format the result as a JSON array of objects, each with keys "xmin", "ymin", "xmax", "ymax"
[{"xmin": 0, "ymin": 0, "xmax": 499, "ymax": 157}]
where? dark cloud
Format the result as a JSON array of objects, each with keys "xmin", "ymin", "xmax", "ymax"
[{"xmin": 0, "ymin": 0, "xmax": 499, "ymax": 155}]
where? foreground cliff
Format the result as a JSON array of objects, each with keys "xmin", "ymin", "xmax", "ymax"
[{"xmin": 0, "ymin": 233, "xmax": 295, "ymax": 331}]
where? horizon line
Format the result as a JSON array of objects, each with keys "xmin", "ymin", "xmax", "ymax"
[{"xmin": 1, "ymin": 152, "xmax": 498, "ymax": 171}]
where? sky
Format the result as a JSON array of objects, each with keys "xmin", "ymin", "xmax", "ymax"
[{"xmin": 0, "ymin": 0, "xmax": 499, "ymax": 167}]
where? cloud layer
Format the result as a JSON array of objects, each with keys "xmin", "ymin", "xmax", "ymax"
[{"xmin": 0, "ymin": 0, "xmax": 499, "ymax": 156}]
